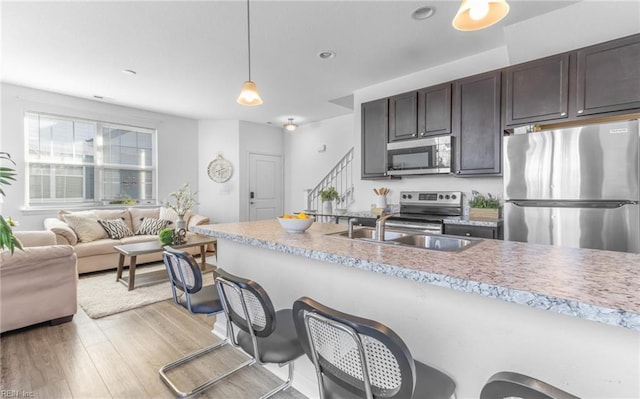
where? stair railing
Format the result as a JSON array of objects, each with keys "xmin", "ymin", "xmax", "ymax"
[{"xmin": 305, "ymin": 148, "xmax": 354, "ymax": 212}]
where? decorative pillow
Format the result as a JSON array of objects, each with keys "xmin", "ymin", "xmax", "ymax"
[
  {"xmin": 98, "ymin": 218, "xmax": 134, "ymax": 239},
  {"xmin": 63, "ymin": 213, "xmax": 108, "ymax": 242},
  {"xmin": 159, "ymin": 206, "xmax": 178, "ymax": 225},
  {"xmin": 128, "ymin": 207, "xmax": 160, "ymax": 232},
  {"xmin": 136, "ymin": 217, "xmax": 171, "ymax": 235},
  {"xmin": 44, "ymin": 218, "xmax": 79, "ymax": 245}
]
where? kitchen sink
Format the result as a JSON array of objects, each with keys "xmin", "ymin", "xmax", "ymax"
[
  {"xmin": 328, "ymin": 227, "xmax": 482, "ymax": 252},
  {"xmin": 332, "ymin": 227, "xmax": 409, "ymax": 241},
  {"xmin": 391, "ymin": 234, "xmax": 481, "ymax": 252}
]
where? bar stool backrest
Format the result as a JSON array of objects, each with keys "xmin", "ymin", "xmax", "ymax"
[
  {"xmin": 480, "ymin": 372, "xmax": 581, "ymax": 399},
  {"xmin": 215, "ymin": 269, "xmax": 277, "ymax": 338},
  {"xmin": 163, "ymin": 246, "xmax": 203, "ymax": 297},
  {"xmin": 293, "ymin": 297, "xmax": 416, "ymax": 399}
]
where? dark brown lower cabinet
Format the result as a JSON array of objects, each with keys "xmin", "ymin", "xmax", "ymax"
[{"xmin": 444, "ymin": 224, "xmax": 503, "ymax": 240}]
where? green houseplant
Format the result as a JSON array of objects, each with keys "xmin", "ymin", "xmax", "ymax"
[
  {"xmin": 0, "ymin": 152, "xmax": 22, "ymax": 254},
  {"xmin": 319, "ymin": 187, "xmax": 340, "ymax": 214},
  {"xmin": 468, "ymin": 190, "xmax": 502, "ymax": 221}
]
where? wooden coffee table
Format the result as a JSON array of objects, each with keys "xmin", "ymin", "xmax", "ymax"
[{"xmin": 114, "ymin": 235, "xmax": 217, "ymax": 291}]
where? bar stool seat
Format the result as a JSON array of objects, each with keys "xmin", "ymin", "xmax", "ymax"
[{"xmin": 236, "ymin": 308, "xmax": 302, "ymax": 364}]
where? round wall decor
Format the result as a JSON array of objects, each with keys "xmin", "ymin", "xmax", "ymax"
[{"xmin": 207, "ymin": 154, "xmax": 233, "ymax": 183}]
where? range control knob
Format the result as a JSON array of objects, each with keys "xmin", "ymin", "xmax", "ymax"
[
  {"xmin": 445, "ymin": 194, "xmax": 450, "ymax": 199},
  {"xmin": 402, "ymin": 194, "xmax": 407, "ymax": 199},
  {"xmin": 407, "ymin": 194, "xmax": 413, "ymax": 199},
  {"xmin": 438, "ymin": 194, "xmax": 444, "ymax": 199},
  {"xmin": 451, "ymin": 194, "xmax": 457, "ymax": 200}
]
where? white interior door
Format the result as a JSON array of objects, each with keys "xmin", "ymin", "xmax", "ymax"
[{"xmin": 249, "ymin": 153, "xmax": 283, "ymax": 221}]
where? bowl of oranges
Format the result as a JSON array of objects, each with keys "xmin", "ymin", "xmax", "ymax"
[{"xmin": 277, "ymin": 212, "xmax": 314, "ymax": 233}]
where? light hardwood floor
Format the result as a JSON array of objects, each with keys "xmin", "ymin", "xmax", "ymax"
[{"xmin": 0, "ymin": 299, "xmax": 307, "ymax": 399}]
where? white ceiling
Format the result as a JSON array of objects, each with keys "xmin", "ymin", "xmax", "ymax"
[{"xmin": 2, "ymin": 1, "xmax": 579, "ymax": 127}]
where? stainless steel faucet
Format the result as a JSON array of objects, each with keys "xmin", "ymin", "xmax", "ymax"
[
  {"xmin": 347, "ymin": 218, "xmax": 359, "ymax": 239},
  {"xmin": 375, "ymin": 212, "xmax": 396, "ymax": 241}
]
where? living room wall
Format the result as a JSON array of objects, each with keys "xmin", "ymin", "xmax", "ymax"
[{"xmin": 1, "ymin": 83, "xmax": 200, "ymax": 230}]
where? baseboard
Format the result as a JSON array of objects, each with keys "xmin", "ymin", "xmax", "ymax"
[{"xmin": 212, "ymin": 315, "xmax": 319, "ymax": 399}]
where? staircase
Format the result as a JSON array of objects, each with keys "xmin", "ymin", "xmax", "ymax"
[{"xmin": 305, "ymin": 148, "xmax": 354, "ymax": 212}]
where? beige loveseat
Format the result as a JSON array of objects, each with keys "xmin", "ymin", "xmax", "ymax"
[
  {"xmin": 1, "ymin": 231, "xmax": 77, "ymax": 333},
  {"xmin": 44, "ymin": 207, "xmax": 209, "ymax": 274}
]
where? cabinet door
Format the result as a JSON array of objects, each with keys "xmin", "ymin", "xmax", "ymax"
[
  {"xmin": 504, "ymin": 54, "xmax": 569, "ymax": 126},
  {"xmin": 361, "ymin": 99, "xmax": 389, "ymax": 179},
  {"xmin": 452, "ymin": 70, "xmax": 502, "ymax": 176},
  {"xmin": 418, "ymin": 83, "xmax": 452, "ymax": 137},
  {"xmin": 388, "ymin": 92, "xmax": 418, "ymax": 142},
  {"xmin": 576, "ymin": 34, "xmax": 640, "ymax": 116}
]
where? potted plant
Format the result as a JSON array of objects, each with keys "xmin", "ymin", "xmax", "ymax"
[
  {"xmin": 319, "ymin": 187, "xmax": 340, "ymax": 214},
  {"xmin": 164, "ymin": 183, "xmax": 198, "ymax": 230},
  {"xmin": 0, "ymin": 152, "xmax": 22, "ymax": 254},
  {"xmin": 468, "ymin": 190, "xmax": 502, "ymax": 221}
]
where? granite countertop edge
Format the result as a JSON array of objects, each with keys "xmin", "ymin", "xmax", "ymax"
[{"xmin": 192, "ymin": 225, "xmax": 640, "ymax": 331}]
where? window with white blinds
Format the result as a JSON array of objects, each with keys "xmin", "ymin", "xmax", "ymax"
[{"xmin": 25, "ymin": 112, "xmax": 157, "ymax": 207}]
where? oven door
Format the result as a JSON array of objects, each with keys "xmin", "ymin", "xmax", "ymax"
[
  {"xmin": 384, "ymin": 220, "xmax": 443, "ymax": 235},
  {"xmin": 386, "ymin": 136, "xmax": 451, "ymax": 175}
]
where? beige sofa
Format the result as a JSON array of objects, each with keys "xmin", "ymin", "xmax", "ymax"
[
  {"xmin": 44, "ymin": 207, "xmax": 210, "ymax": 274},
  {"xmin": 1, "ymin": 231, "xmax": 78, "ymax": 333}
]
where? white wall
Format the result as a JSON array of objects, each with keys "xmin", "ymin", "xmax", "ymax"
[
  {"xmin": 198, "ymin": 120, "xmax": 240, "ymax": 223},
  {"xmin": 198, "ymin": 120, "xmax": 283, "ymax": 223},
  {"xmin": 238, "ymin": 121, "xmax": 284, "ymax": 221},
  {"xmin": 0, "ymin": 83, "xmax": 199, "ymax": 230},
  {"xmin": 505, "ymin": 1, "xmax": 640, "ymax": 64},
  {"xmin": 283, "ymin": 114, "xmax": 355, "ymax": 213}
]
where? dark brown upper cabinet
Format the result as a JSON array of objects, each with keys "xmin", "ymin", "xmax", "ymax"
[
  {"xmin": 452, "ymin": 70, "xmax": 502, "ymax": 176},
  {"xmin": 361, "ymin": 98, "xmax": 389, "ymax": 179},
  {"xmin": 504, "ymin": 54, "xmax": 569, "ymax": 127},
  {"xmin": 418, "ymin": 83, "xmax": 452, "ymax": 137},
  {"xmin": 388, "ymin": 91, "xmax": 418, "ymax": 142},
  {"xmin": 575, "ymin": 34, "xmax": 640, "ymax": 117}
]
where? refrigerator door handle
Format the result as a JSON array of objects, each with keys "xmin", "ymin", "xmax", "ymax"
[{"xmin": 508, "ymin": 200, "xmax": 639, "ymax": 209}]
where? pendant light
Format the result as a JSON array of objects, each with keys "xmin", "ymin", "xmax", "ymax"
[
  {"xmin": 283, "ymin": 118, "xmax": 298, "ymax": 131},
  {"xmin": 452, "ymin": 0, "xmax": 509, "ymax": 31},
  {"xmin": 237, "ymin": 0, "xmax": 262, "ymax": 106}
]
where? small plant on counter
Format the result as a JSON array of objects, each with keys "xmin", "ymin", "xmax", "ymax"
[
  {"xmin": 469, "ymin": 190, "xmax": 501, "ymax": 208},
  {"xmin": 468, "ymin": 190, "xmax": 502, "ymax": 221},
  {"xmin": 319, "ymin": 187, "xmax": 340, "ymax": 203}
]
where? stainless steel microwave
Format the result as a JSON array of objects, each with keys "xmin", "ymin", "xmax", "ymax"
[{"xmin": 386, "ymin": 136, "xmax": 451, "ymax": 176}]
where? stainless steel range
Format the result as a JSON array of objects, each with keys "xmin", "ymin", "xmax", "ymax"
[{"xmin": 385, "ymin": 191, "xmax": 463, "ymax": 234}]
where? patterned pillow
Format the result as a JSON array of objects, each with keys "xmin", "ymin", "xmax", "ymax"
[
  {"xmin": 98, "ymin": 218, "xmax": 134, "ymax": 239},
  {"xmin": 136, "ymin": 217, "xmax": 171, "ymax": 235}
]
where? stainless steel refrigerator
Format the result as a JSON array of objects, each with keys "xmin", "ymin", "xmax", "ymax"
[{"xmin": 503, "ymin": 119, "xmax": 639, "ymax": 253}]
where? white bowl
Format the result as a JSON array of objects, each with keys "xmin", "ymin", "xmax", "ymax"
[{"xmin": 277, "ymin": 216, "xmax": 314, "ymax": 233}]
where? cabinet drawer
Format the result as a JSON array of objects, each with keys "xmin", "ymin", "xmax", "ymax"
[{"xmin": 445, "ymin": 224, "xmax": 496, "ymax": 239}]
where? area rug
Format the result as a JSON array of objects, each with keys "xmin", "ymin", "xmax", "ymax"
[{"xmin": 77, "ymin": 263, "xmax": 214, "ymax": 319}]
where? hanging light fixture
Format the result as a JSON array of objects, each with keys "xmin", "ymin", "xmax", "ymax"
[
  {"xmin": 283, "ymin": 118, "xmax": 298, "ymax": 131},
  {"xmin": 452, "ymin": 0, "xmax": 509, "ymax": 31},
  {"xmin": 237, "ymin": 0, "xmax": 262, "ymax": 106}
]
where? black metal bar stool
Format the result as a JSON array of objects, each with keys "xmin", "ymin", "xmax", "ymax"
[
  {"xmin": 292, "ymin": 296, "xmax": 457, "ymax": 399},
  {"xmin": 215, "ymin": 268, "xmax": 305, "ymax": 398},
  {"xmin": 480, "ymin": 371, "xmax": 581, "ymax": 399},
  {"xmin": 159, "ymin": 247, "xmax": 252, "ymax": 398}
]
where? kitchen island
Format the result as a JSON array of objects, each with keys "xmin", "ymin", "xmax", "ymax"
[{"xmin": 193, "ymin": 220, "xmax": 640, "ymax": 398}]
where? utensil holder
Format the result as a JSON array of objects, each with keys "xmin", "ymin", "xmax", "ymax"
[{"xmin": 376, "ymin": 195, "xmax": 387, "ymax": 209}]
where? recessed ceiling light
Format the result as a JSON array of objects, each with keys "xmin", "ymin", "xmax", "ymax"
[
  {"xmin": 318, "ymin": 51, "xmax": 336, "ymax": 60},
  {"xmin": 122, "ymin": 69, "xmax": 137, "ymax": 75},
  {"xmin": 412, "ymin": 6, "xmax": 436, "ymax": 20}
]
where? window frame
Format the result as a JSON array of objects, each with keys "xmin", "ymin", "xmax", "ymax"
[{"xmin": 24, "ymin": 112, "xmax": 158, "ymax": 209}]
